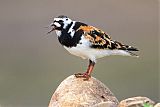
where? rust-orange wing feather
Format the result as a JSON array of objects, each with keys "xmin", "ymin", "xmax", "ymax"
[{"xmin": 77, "ymin": 25, "xmax": 112, "ymax": 48}]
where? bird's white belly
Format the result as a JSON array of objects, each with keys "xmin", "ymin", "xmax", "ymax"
[
  {"xmin": 64, "ymin": 45, "xmax": 90, "ymax": 60},
  {"xmin": 64, "ymin": 44, "xmax": 131, "ymax": 62},
  {"xmin": 63, "ymin": 36, "xmax": 97, "ymax": 60}
]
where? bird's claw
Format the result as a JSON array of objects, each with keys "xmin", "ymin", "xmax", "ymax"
[{"xmin": 74, "ymin": 72, "xmax": 91, "ymax": 81}]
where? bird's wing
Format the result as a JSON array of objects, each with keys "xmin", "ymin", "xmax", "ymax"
[
  {"xmin": 77, "ymin": 25, "xmax": 138, "ymax": 51},
  {"xmin": 77, "ymin": 25, "xmax": 112, "ymax": 48}
]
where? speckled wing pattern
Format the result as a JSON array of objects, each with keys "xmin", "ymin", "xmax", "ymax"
[{"xmin": 77, "ymin": 25, "xmax": 138, "ymax": 51}]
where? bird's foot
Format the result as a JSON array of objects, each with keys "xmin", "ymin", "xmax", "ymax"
[{"xmin": 74, "ymin": 72, "xmax": 91, "ymax": 81}]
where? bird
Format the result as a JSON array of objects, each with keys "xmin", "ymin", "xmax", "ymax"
[{"xmin": 47, "ymin": 15, "xmax": 139, "ymax": 80}]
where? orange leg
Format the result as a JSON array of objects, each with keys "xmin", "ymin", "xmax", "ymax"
[{"xmin": 75, "ymin": 60, "xmax": 95, "ymax": 80}]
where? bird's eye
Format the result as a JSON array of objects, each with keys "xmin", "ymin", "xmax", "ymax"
[
  {"xmin": 54, "ymin": 20, "xmax": 63, "ymax": 23},
  {"xmin": 59, "ymin": 20, "xmax": 63, "ymax": 23}
]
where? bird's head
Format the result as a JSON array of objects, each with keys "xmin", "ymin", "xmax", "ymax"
[{"xmin": 47, "ymin": 15, "xmax": 72, "ymax": 34}]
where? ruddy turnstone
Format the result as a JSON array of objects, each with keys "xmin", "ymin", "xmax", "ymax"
[{"xmin": 47, "ymin": 15, "xmax": 139, "ymax": 80}]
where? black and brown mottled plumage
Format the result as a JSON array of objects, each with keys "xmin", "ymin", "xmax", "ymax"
[
  {"xmin": 47, "ymin": 15, "xmax": 139, "ymax": 80},
  {"xmin": 77, "ymin": 25, "xmax": 138, "ymax": 52}
]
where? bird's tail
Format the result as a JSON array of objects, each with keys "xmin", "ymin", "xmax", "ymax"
[
  {"xmin": 121, "ymin": 45, "xmax": 139, "ymax": 57},
  {"xmin": 112, "ymin": 40, "xmax": 139, "ymax": 57},
  {"xmin": 125, "ymin": 50, "xmax": 139, "ymax": 57},
  {"xmin": 120, "ymin": 45, "xmax": 139, "ymax": 57}
]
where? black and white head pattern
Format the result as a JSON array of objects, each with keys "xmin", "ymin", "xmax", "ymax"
[{"xmin": 53, "ymin": 15, "xmax": 73, "ymax": 30}]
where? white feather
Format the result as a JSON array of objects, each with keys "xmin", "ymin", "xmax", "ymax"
[
  {"xmin": 54, "ymin": 22, "xmax": 61, "ymax": 27},
  {"xmin": 55, "ymin": 30, "xmax": 61, "ymax": 37},
  {"xmin": 68, "ymin": 21, "xmax": 76, "ymax": 37}
]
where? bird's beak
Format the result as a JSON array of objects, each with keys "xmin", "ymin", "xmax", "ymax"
[{"xmin": 46, "ymin": 22, "xmax": 56, "ymax": 34}]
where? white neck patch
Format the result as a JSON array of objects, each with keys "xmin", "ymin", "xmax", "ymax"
[
  {"xmin": 67, "ymin": 21, "xmax": 76, "ymax": 37},
  {"xmin": 55, "ymin": 30, "xmax": 61, "ymax": 37}
]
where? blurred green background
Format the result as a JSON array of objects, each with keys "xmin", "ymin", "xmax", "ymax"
[{"xmin": 0, "ymin": 0, "xmax": 159, "ymax": 107}]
